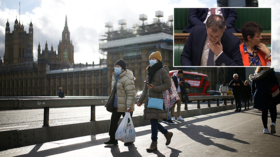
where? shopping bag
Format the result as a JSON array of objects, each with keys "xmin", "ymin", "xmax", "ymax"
[
  {"xmin": 163, "ymin": 78, "xmax": 180, "ymax": 110},
  {"xmin": 115, "ymin": 112, "xmax": 135, "ymax": 143}
]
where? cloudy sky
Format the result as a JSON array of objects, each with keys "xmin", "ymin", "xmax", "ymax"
[{"xmin": 0, "ymin": 0, "xmax": 279, "ymax": 71}]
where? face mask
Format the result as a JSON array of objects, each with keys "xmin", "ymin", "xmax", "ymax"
[
  {"xmin": 150, "ymin": 60, "xmax": 157, "ymax": 67},
  {"xmin": 114, "ymin": 67, "xmax": 122, "ymax": 75}
]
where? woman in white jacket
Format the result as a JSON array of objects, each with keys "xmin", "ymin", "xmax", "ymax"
[{"xmin": 104, "ymin": 59, "xmax": 136, "ymax": 146}]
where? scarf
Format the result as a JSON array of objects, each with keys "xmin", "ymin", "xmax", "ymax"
[{"xmin": 147, "ymin": 61, "xmax": 163, "ymax": 84}]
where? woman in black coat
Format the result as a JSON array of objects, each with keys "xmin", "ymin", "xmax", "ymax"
[
  {"xmin": 243, "ymin": 80, "xmax": 251, "ymax": 110},
  {"xmin": 249, "ymin": 67, "xmax": 279, "ymax": 134}
]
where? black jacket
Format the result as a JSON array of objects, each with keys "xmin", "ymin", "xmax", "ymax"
[
  {"xmin": 229, "ymin": 79, "xmax": 244, "ymax": 95},
  {"xmin": 243, "ymin": 84, "xmax": 251, "ymax": 99},
  {"xmin": 172, "ymin": 75, "xmax": 190, "ymax": 94}
]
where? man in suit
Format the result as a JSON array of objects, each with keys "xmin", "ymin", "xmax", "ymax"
[
  {"xmin": 183, "ymin": 8, "xmax": 238, "ymax": 34},
  {"xmin": 180, "ymin": 15, "xmax": 243, "ymax": 66},
  {"xmin": 170, "ymin": 69, "xmax": 190, "ymax": 121}
]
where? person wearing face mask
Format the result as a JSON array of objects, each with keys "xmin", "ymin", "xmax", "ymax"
[
  {"xmin": 240, "ymin": 21, "xmax": 271, "ymax": 66},
  {"xmin": 137, "ymin": 51, "xmax": 173, "ymax": 152},
  {"xmin": 181, "ymin": 15, "xmax": 243, "ymax": 66},
  {"xmin": 104, "ymin": 59, "xmax": 136, "ymax": 146}
]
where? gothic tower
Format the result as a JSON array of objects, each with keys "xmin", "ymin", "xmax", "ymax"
[
  {"xmin": 58, "ymin": 16, "xmax": 74, "ymax": 64},
  {"xmin": 4, "ymin": 18, "xmax": 33, "ymax": 65}
]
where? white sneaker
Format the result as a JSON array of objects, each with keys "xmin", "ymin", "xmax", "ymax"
[
  {"xmin": 271, "ymin": 124, "xmax": 276, "ymax": 133},
  {"xmin": 177, "ymin": 116, "xmax": 184, "ymax": 121},
  {"xmin": 263, "ymin": 128, "xmax": 270, "ymax": 134},
  {"xmin": 171, "ymin": 117, "xmax": 175, "ymax": 121}
]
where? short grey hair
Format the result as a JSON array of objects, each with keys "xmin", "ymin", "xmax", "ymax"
[
  {"xmin": 206, "ymin": 15, "xmax": 226, "ymax": 32},
  {"xmin": 233, "ymin": 73, "xmax": 238, "ymax": 78}
]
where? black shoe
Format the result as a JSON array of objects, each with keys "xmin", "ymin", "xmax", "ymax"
[
  {"xmin": 162, "ymin": 119, "xmax": 167, "ymax": 123},
  {"xmin": 167, "ymin": 119, "xmax": 174, "ymax": 124},
  {"xmin": 124, "ymin": 142, "xmax": 134, "ymax": 146},
  {"xmin": 104, "ymin": 140, "xmax": 118, "ymax": 145},
  {"xmin": 235, "ymin": 109, "xmax": 238, "ymax": 112},
  {"xmin": 238, "ymin": 109, "xmax": 241, "ymax": 112}
]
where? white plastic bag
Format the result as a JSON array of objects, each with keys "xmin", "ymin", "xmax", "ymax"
[{"xmin": 115, "ymin": 112, "xmax": 135, "ymax": 143}]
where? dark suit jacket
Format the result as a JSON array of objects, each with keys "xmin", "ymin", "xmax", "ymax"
[
  {"xmin": 183, "ymin": 8, "xmax": 237, "ymax": 33},
  {"xmin": 180, "ymin": 25, "xmax": 243, "ymax": 66},
  {"xmin": 172, "ymin": 75, "xmax": 187, "ymax": 94}
]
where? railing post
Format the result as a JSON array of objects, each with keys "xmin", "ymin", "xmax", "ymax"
[
  {"xmin": 185, "ymin": 101, "xmax": 188, "ymax": 110},
  {"xmin": 91, "ymin": 105, "xmax": 96, "ymax": 121},
  {"xmin": 224, "ymin": 99, "xmax": 227, "ymax": 106},
  {"xmin": 208, "ymin": 99, "xmax": 211, "ymax": 108},
  {"xmin": 197, "ymin": 100, "xmax": 200, "ymax": 109},
  {"xmin": 43, "ymin": 107, "xmax": 50, "ymax": 127},
  {"xmin": 231, "ymin": 98, "xmax": 234, "ymax": 105},
  {"xmin": 217, "ymin": 99, "xmax": 219, "ymax": 106}
]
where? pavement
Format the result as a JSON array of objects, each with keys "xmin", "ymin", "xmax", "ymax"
[{"xmin": 0, "ymin": 107, "xmax": 280, "ymax": 157}]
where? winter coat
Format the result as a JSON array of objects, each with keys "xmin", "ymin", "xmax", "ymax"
[
  {"xmin": 250, "ymin": 68, "xmax": 279, "ymax": 110},
  {"xmin": 138, "ymin": 66, "xmax": 171, "ymax": 120},
  {"xmin": 109, "ymin": 69, "xmax": 136, "ymax": 112},
  {"xmin": 229, "ymin": 79, "xmax": 243, "ymax": 96},
  {"xmin": 243, "ymin": 84, "xmax": 251, "ymax": 99}
]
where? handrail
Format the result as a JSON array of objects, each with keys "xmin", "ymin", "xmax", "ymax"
[{"xmin": 0, "ymin": 95, "xmax": 234, "ymax": 127}]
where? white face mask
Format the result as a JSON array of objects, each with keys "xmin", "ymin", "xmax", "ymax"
[
  {"xmin": 114, "ymin": 67, "xmax": 122, "ymax": 75},
  {"xmin": 150, "ymin": 59, "xmax": 157, "ymax": 66}
]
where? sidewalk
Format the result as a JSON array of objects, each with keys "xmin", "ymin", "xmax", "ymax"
[{"xmin": 1, "ymin": 107, "xmax": 279, "ymax": 157}]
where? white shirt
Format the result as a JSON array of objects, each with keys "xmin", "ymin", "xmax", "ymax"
[
  {"xmin": 203, "ymin": 8, "xmax": 223, "ymax": 24},
  {"xmin": 177, "ymin": 77, "xmax": 181, "ymax": 93},
  {"xmin": 200, "ymin": 36, "xmax": 223, "ymax": 66}
]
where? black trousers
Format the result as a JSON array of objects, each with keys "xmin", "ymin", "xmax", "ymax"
[
  {"xmin": 109, "ymin": 107, "xmax": 133, "ymax": 141},
  {"xmin": 262, "ymin": 105, "xmax": 277, "ymax": 128},
  {"xmin": 234, "ymin": 94, "xmax": 241, "ymax": 110}
]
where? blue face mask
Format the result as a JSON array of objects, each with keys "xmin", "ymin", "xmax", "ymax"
[
  {"xmin": 114, "ymin": 67, "xmax": 122, "ymax": 75},
  {"xmin": 150, "ymin": 60, "xmax": 157, "ymax": 67}
]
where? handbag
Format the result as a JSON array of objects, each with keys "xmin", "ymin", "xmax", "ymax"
[
  {"xmin": 163, "ymin": 78, "xmax": 180, "ymax": 110},
  {"xmin": 271, "ymin": 85, "xmax": 279, "ymax": 98},
  {"xmin": 147, "ymin": 70, "xmax": 164, "ymax": 110},
  {"xmin": 105, "ymin": 87, "xmax": 116, "ymax": 112}
]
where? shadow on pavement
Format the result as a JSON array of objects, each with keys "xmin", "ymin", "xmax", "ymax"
[
  {"xmin": 14, "ymin": 109, "xmax": 244, "ymax": 157},
  {"xmin": 177, "ymin": 123, "xmax": 249, "ymax": 152},
  {"xmin": 105, "ymin": 144, "xmax": 142, "ymax": 157}
]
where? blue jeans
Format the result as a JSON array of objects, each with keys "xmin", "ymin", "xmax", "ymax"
[
  {"xmin": 244, "ymin": 98, "xmax": 250, "ymax": 108},
  {"xmin": 150, "ymin": 119, "xmax": 168, "ymax": 142},
  {"xmin": 167, "ymin": 109, "xmax": 171, "ymax": 120}
]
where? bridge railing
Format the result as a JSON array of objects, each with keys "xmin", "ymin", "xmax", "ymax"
[{"xmin": 0, "ymin": 95, "xmax": 234, "ymax": 127}]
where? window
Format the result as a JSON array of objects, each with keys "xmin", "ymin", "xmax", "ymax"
[
  {"xmin": 83, "ymin": 77, "xmax": 86, "ymax": 84},
  {"xmin": 65, "ymin": 77, "xmax": 67, "ymax": 85},
  {"xmin": 89, "ymin": 89, "xmax": 92, "ymax": 95},
  {"xmin": 76, "ymin": 77, "xmax": 79, "ymax": 85},
  {"xmin": 83, "ymin": 89, "xmax": 85, "ymax": 95},
  {"xmin": 96, "ymin": 88, "xmax": 99, "ymax": 96},
  {"xmin": 96, "ymin": 75, "xmax": 99, "ymax": 84},
  {"xmin": 114, "ymin": 54, "xmax": 118, "ymax": 60},
  {"xmin": 64, "ymin": 47, "xmax": 68, "ymax": 61},
  {"xmin": 76, "ymin": 89, "xmax": 79, "ymax": 95},
  {"xmin": 89, "ymin": 76, "xmax": 92, "ymax": 84},
  {"xmin": 71, "ymin": 77, "xmax": 73, "ymax": 85},
  {"xmin": 183, "ymin": 74, "xmax": 202, "ymax": 80}
]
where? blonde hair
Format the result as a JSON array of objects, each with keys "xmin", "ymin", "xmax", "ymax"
[
  {"xmin": 244, "ymin": 80, "xmax": 249, "ymax": 85},
  {"xmin": 255, "ymin": 67, "xmax": 270, "ymax": 74}
]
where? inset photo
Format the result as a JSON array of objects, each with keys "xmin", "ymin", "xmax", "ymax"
[{"xmin": 174, "ymin": 8, "xmax": 271, "ymax": 67}]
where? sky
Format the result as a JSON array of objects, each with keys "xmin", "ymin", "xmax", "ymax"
[{"xmin": 0, "ymin": 0, "xmax": 279, "ymax": 71}]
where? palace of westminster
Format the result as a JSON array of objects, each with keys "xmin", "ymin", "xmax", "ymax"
[{"xmin": 0, "ymin": 12, "xmax": 237, "ymax": 96}]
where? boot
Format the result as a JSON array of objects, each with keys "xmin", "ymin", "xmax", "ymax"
[
  {"xmin": 164, "ymin": 132, "xmax": 173, "ymax": 145},
  {"xmin": 146, "ymin": 141, "xmax": 157, "ymax": 152}
]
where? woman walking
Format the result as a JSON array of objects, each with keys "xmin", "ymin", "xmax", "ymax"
[
  {"xmin": 243, "ymin": 80, "xmax": 251, "ymax": 110},
  {"xmin": 104, "ymin": 59, "xmax": 136, "ymax": 146},
  {"xmin": 250, "ymin": 67, "xmax": 279, "ymax": 134},
  {"xmin": 137, "ymin": 51, "xmax": 173, "ymax": 152}
]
